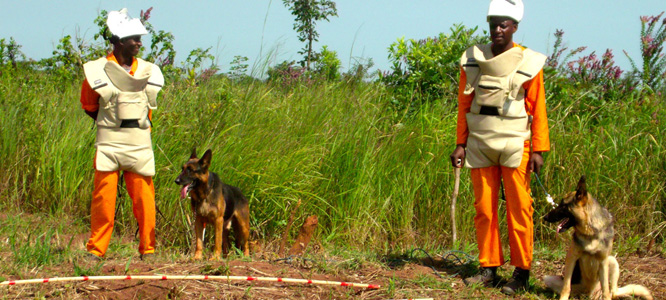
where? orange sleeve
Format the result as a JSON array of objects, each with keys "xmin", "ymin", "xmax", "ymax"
[
  {"xmin": 80, "ymin": 79, "xmax": 100, "ymax": 112},
  {"xmin": 523, "ymin": 70, "xmax": 550, "ymax": 152},
  {"xmin": 456, "ymin": 67, "xmax": 474, "ymax": 146}
]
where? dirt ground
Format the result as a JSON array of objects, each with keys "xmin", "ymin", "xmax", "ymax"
[
  {"xmin": 1, "ymin": 213, "xmax": 664, "ymax": 299},
  {"xmin": 1, "ymin": 249, "xmax": 664, "ymax": 299}
]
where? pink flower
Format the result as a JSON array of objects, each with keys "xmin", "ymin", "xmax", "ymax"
[
  {"xmin": 555, "ymin": 29, "xmax": 564, "ymax": 38},
  {"xmin": 140, "ymin": 7, "xmax": 153, "ymax": 22}
]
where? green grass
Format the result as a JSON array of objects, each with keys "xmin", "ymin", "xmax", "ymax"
[{"xmin": 0, "ymin": 66, "xmax": 664, "ymax": 261}]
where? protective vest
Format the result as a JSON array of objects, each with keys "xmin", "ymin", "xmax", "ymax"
[
  {"xmin": 460, "ymin": 44, "xmax": 546, "ymax": 168},
  {"xmin": 83, "ymin": 57, "xmax": 164, "ymax": 176}
]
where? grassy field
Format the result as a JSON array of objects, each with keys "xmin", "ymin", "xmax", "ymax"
[
  {"xmin": 2, "ymin": 67, "xmax": 664, "ymax": 249},
  {"xmin": 0, "ymin": 66, "xmax": 665, "ymax": 298}
]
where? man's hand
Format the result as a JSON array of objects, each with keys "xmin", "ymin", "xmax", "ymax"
[
  {"xmin": 450, "ymin": 145, "xmax": 466, "ymax": 168},
  {"xmin": 528, "ymin": 152, "xmax": 544, "ymax": 174}
]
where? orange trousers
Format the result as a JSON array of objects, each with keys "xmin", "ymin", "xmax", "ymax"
[
  {"xmin": 470, "ymin": 143, "xmax": 533, "ymax": 270},
  {"xmin": 86, "ymin": 170, "xmax": 156, "ymax": 257}
]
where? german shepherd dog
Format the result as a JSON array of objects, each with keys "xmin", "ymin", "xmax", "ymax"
[
  {"xmin": 543, "ymin": 176, "xmax": 652, "ymax": 300},
  {"xmin": 175, "ymin": 149, "xmax": 250, "ymax": 259}
]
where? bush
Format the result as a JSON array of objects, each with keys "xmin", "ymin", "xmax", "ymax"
[
  {"xmin": 267, "ymin": 60, "xmax": 308, "ymax": 87},
  {"xmin": 379, "ymin": 24, "xmax": 489, "ymax": 111},
  {"xmin": 546, "ymin": 29, "xmax": 636, "ymax": 106},
  {"xmin": 626, "ymin": 12, "xmax": 666, "ymax": 94},
  {"xmin": 0, "ymin": 37, "xmax": 25, "ymax": 69},
  {"xmin": 312, "ymin": 45, "xmax": 341, "ymax": 81}
]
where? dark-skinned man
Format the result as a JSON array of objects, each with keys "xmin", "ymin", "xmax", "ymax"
[
  {"xmin": 449, "ymin": 0, "xmax": 549, "ymax": 295},
  {"xmin": 80, "ymin": 8, "xmax": 164, "ymax": 261}
]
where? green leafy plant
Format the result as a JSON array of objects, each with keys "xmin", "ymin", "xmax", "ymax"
[
  {"xmin": 266, "ymin": 60, "xmax": 307, "ymax": 86},
  {"xmin": 312, "ymin": 45, "xmax": 340, "ymax": 81},
  {"xmin": 40, "ymin": 35, "xmax": 83, "ymax": 81},
  {"xmin": 182, "ymin": 47, "xmax": 218, "ymax": 86},
  {"xmin": 282, "ymin": 0, "xmax": 338, "ymax": 70},
  {"xmin": 228, "ymin": 55, "xmax": 249, "ymax": 80},
  {"xmin": 626, "ymin": 11, "xmax": 666, "ymax": 93},
  {"xmin": 0, "ymin": 37, "xmax": 25, "ymax": 69},
  {"xmin": 342, "ymin": 56, "xmax": 375, "ymax": 85},
  {"xmin": 380, "ymin": 24, "xmax": 489, "ymax": 112}
]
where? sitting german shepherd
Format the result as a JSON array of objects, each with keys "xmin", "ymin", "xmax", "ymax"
[
  {"xmin": 175, "ymin": 149, "xmax": 250, "ymax": 259},
  {"xmin": 543, "ymin": 176, "xmax": 652, "ymax": 300}
]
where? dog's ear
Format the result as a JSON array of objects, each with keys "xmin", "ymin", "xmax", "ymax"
[
  {"xmin": 575, "ymin": 175, "xmax": 588, "ymax": 206},
  {"xmin": 199, "ymin": 149, "xmax": 212, "ymax": 169},
  {"xmin": 190, "ymin": 147, "xmax": 198, "ymax": 159}
]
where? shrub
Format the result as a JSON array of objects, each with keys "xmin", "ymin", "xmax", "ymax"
[
  {"xmin": 379, "ymin": 24, "xmax": 489, "ymax": 112},
  {"xmin": 626, "ymin": 12, "xmax": 666, "ymax": 93},
  {"xmin": 546, "ymin": 29, "xmax": 635, "ymax": 104},
  {"xmin": 266, "ymin": 60, "xmax": 307, "ymax": 86},
  {"xmin": 312, "ymin": 45, "xmax": 341, "ymax": 81},
  {"xmin": 0, "ymin": 37, "xmax": 25, "ymax": 69},
  {"xmin": 228, "ymin": 55, "xmax": 250, "ymax": 80},
  {"xmin": 342, "ymin": 57, "xmax": 375, "ymax": 86}
]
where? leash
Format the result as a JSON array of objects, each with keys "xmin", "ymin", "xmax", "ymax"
[{"xmin": 533, "ymin": 173, "xmax": 556, "ymax": 208}]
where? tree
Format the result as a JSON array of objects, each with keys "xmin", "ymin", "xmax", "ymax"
[
  {"xmin": 282, "ymin": 0, "xmax": 338, "ymax": 71},
  {"xmin": 0, "ymin": 37, "xmax": 25, "ymax": 69}
]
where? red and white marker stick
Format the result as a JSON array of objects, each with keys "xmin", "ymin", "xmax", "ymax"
[{"xmin": 1, "ymin": 275, "xmax": 380, "ymax": 289}]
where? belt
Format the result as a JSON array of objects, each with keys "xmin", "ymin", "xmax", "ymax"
[
  {"xmin": 120, "ymin": 119, "xmax": 140, "ymax": 128},
  {"xmin": 479, "ymin": 106, "xmax": 500, "ymax": 116}
]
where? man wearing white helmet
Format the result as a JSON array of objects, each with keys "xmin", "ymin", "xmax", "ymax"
[
  {"xmin": 449, "ymin": 0, "xmax": 549, "ymax": 295},
  {"xmin": 80, "ymin": 8, "xmax": 164, "ymax": 261}
]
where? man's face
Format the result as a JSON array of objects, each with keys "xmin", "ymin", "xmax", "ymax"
[
  {"xmin": 488, "ymin": 16, "xmax": 517, "ymax": 48},
  {"xmin": 119, "ymin": 35, "xmax": 142, "ymax": 57}
]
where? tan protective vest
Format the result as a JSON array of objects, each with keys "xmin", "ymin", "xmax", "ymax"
[
  {"xmin": 460, "ymin": 44, "xmax": 546, "ymax": 168},
  {"xmin": 83, "ymin": 57, "xmax": 164, "ymax": 176}
]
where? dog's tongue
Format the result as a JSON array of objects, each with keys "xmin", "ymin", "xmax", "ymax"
[
  {"xmin": 557, "ymin": 218, "xmax": 568, "ymax": 233},
  {"xmin": 180, "ymin": 184, "xmax": 191, "ymax": 199}
]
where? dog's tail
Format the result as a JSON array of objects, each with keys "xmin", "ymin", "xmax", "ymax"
[{"xmin": 614, "ymin": 284, "xmax": 653, "ymax": 300}]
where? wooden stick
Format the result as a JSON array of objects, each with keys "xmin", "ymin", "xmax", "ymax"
[{"xmin": 451, "ymin": 167, "xmax": 461, "ymax": 245}]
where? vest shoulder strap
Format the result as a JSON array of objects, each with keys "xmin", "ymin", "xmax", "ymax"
[
  {"xmin": 460, "ymin": 44, "xmax": 485, "ymax": 95},
  {"xmin": 135, "ymin": 58, "xmax": 164, "ymax": 109},
  {"xmin": 516, "ymin": 48, "xmax": 547, "ymax": 80},
  {"xmin": 83, "ymin": 57, "xmax": 116, "ymax": 101},
  {"xmin": 83, "ymin": 58, "xmax": 111, "ymax": 90},
  {"xmin": 511, "ymin": 48, "xmax": 547, "ymax": 90}
]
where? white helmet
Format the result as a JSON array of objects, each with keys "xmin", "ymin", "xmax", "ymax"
[
  {"xmin": 487, "ymin": 0, "xmax": 524, "ymax": 23},
  {"xmin": 106, "ymin": 8, "xmax": 148, "ymax": 39}
]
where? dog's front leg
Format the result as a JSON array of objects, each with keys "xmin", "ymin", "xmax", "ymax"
[
  {"xmin": 211, "ymin": 217, "xmax": 223, "ymax": 260},
  {"xmin": 193, "ymin": 216, "xmax": 205, "ymax": 260},
  {"xmin": 608, "ymin": 256, "xmax": 619, "ymax": 296},
  {"xmin": 560, "ymin": 247, "xmax": 580, "ymax": 300},
  {"xmin": 222, "ymin": 219, "xmax": 232, "ymax": 257},
  {"xmin": 599, "ymin": 256, "xmax": 611, "ymax": 300}
]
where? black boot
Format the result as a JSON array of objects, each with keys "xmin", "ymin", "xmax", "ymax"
[
  {"xmin": 502, "ymin": 267, "xmax": 529, "ymax": 295},
  {"xmin": 463, "ymin": 266, "xmax": 497, "ymax": 286}
]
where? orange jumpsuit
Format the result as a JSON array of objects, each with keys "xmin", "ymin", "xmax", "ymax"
[
  {"xmin": 81, "ymin": 53, "xmax": 156, "ymax": 258},
  {"xmin": 456, "ymin": 43, "xmax": 550, "ymax": 270}
]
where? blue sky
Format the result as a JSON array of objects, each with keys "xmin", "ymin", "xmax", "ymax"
[{"xmin": 1, "ymin": 1, "xmax": 664, "ymax": 74}]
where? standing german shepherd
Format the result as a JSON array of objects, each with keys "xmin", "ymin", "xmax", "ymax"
[
  {"xmin": 543, "ymin": 176, "xmax": 652, "ymax": 300},
  {"xmin": 175, "ymin": 149, "xmax": 250, "ymax": 259}
]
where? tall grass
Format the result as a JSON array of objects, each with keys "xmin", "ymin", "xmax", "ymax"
[{"xmin": 0, "ymin": 66, "xmax": 664, "ymax": 256}]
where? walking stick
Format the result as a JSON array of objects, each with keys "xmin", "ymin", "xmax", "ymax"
[{"xmin": 451, "ymin": 163, "xmax": 461, "ymax": 246}]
